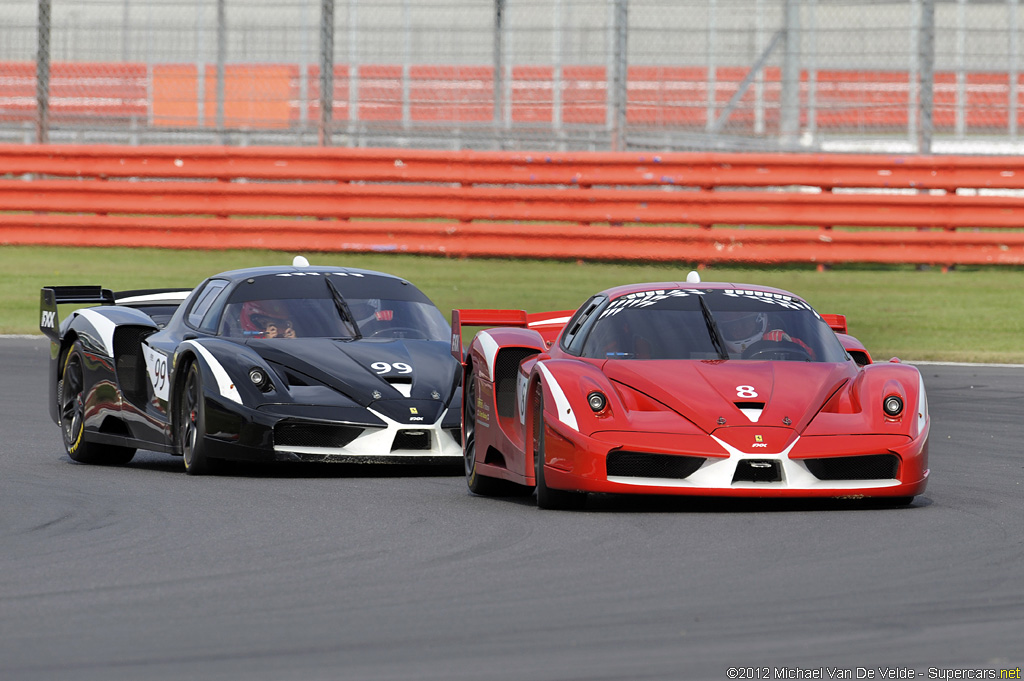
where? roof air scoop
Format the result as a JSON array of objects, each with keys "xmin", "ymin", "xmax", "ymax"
[{"xmin": 735, "ymin": 401, "xmax": 765, "ymax": 423}]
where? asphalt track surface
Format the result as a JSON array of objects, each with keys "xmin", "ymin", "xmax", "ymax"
[{"xmin": 1, "ymin": 336, "xmax": 1021, "ymax": 681}]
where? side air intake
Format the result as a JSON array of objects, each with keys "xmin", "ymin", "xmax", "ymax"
[
  {"xmin": 607, "ymin": 451, "xmax": 705, "ymax": 479},
  {"xmin": 804, "ymin": 454, "xmax": 899, "ymax": 480},
  {"xmin": 274, "ymin": 421, "xmax": 363, "ymax": 449}
]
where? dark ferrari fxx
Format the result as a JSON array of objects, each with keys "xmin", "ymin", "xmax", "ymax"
[{"xmin": 40, "ymin": 259, "xmax": 462, "ymax": 474}]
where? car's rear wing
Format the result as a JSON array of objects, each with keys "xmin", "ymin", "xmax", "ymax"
[
  {"xmin": 39, "ymin": 285, "xmax": 115, "ymax": 342},
  {"xmin": 819, "ymin": 313, "xmax": 874, "ymax": 365},
  {"xmin": 525, "ymin": 310, "xmax": 577, "ymax": 346},
  {"xmin": 451, "ymin": 309, "xmax": 529, "ymax": 363},
  {"xmin": 821, "ymin": 313, "xmax": 848, "ymax": 334},
  {"xmin": 450, "ymin": 308, "xmax": 577, "ymax": 363},
  {"xmin": 113, "ymin": 288, "xmax": 193, "ymax": 305}
]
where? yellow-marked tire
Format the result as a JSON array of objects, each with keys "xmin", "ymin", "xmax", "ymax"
[
  {"xmin": 178, "ymin": 362, "xmax": 220, "ymax": 475},
  {"xmin": 464, "ymin": 372, "xmax": 515, "ymax": 496},
  {"xmin": 59, "ymin": 342, "xmax": 135, "ymax": 465}
]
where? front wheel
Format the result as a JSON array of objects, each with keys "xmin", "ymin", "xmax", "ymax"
[
  {"xmin": 178, "ymin": 362, "xmax": 219, "ymax": 475},
  {"xmin": 59, "ymin": 342, "xmax": 135, "ymax": 465},
  {"xmin": 533, "ymin": 384, "xmax": 586, "ymax": 510}
]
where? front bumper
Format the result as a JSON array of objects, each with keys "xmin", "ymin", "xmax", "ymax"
[
  {"xmin": 199, "ymin": 398, "xmax": 463, "ymax": 464},
  {"xmin": 538, "ymin": 420, "xmax": 930, "ymax": 499}
]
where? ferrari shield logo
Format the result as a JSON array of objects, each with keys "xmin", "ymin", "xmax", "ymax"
[
  {"xmin": 410, "ymin": 407, "xmax": 418, "ymax": 415},
  {"xmin": 755, "ymin": 435, "xmax": 763, "ymax": 442}
]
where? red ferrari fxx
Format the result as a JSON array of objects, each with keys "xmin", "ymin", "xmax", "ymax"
[{"xmin": 452, "ymin": 277, "xmax": 929, "ymax": 509}]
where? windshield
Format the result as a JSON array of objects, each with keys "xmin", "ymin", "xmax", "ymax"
[
  {"xmin": 216, "ymin": 273, "xmax": 450, "ymax": 341},
  {"xmin": 578, "ymin": 288, "xmax": 849, "ymax": 363},
  {"xmin": 219, "ymin": 297, "xmax": 448, "ymax": 340}
]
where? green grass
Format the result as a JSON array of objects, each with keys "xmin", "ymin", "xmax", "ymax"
[{"xmin": 3, "ymin": 245, "xmax": 1023, "ymax": 363}]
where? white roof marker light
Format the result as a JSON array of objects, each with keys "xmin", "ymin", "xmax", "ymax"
[
  {"xmin": 292, "ymin": 255, "xmax": 310, "ymax": 267},
  {"xmin": 686, "ymin": 270, "xmax": 701, "ymax": 283}
]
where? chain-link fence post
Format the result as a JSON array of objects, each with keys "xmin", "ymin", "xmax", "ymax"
[
  {"xmin": 196, "ymin": 3, "xmax": 206, "ymax": 127},
  {"xmin": 402, "ymin": 0, "xmax": 411, "ymax": 131},
  {"xmin": 918, "ymin": 0, "xmax": 935, "ymax": 154},
  {"xmin": 908, "ymin": 0, "xmax": 919, "ymax": 145},
  {"xmin": 121, "ymin": 0, "xmax": 130, "ymax": 61},
  {"xmin": 216, "ymin": 0, "xmax": 227, "ymax": 141},
  {"xmin": 552, "ymin": 0, "xmax": 564, "ymax": 147},
  {"xmin": 36, "ymin": 0, "xmax": 51, "ymax": 144},
  {"xmin": 348, "ymin": 1, "xmax": 358, "ymax": 141},
  {"xmin": 754, "ymin": 0, "xmax": 766, "ymax": 135},
  {"xmin": 955, "ymin": 0, "xmax": 966, "ymax": 138},
  {"xmin": 805, "ymin": 0, "xmax": 818, "ymax": 141},
  {"xmin": 493, "ymin": 0, "xmax": 505, "ymax": 129},
  {"xmin": 1012, "ymin": 0, "xmax": 1020, "ymax": 140},
  {"xmin": 319, "ymin": 0, "xmax": 335, "ymax": 146},
  {"xmin": 707, "ymin": 0, "xmax": 718, "ymax": 131},
  {"xmin": 780, "ymin": 0, "xmax": 801, "ymax": 146},
  {"xmin": 609, "ymin": 0, "xmax": 627, "ymax": 151}
]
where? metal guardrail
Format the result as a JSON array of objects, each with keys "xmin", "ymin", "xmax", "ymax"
[{"xmin": 3, "ymin": 144, "xmax": 1024, "ymax": 267}]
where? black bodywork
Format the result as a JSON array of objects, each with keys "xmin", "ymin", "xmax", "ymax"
[{"xmin": 40, "ymin": 264, "xmax": 463, "ymax": 473}]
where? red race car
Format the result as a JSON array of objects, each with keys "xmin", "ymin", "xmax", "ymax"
[{"xmin": 452, "ymin": 276, "xmax": 929, "ymax": 509}]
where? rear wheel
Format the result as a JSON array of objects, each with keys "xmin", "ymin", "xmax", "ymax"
[
  {"xmin": 464, "ymin": 372, "xmax": 514, "ymax": 496},
  {"xmin": 59, "ymin": 342, "xmax": 135, "ymax": 465},
  {"xmin": 178, "ymin": 362, "xmax": 219, "ymax": 475},
  {"xmin": 533, "ymin": 385, "xmax": 586, "ymax": 510}
]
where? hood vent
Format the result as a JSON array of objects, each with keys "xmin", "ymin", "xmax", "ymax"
[
  {"xmin": 387, "ymin": 377, "xmax": 412, "ymax": 398},
  {"xmin": 734, "ymin": 401, "xmax": 765, "ymax": 423}
]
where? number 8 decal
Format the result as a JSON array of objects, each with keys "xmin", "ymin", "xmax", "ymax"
[{"xmin": 736, "ymin": 385, "xmax": 758, "ymax": 398}]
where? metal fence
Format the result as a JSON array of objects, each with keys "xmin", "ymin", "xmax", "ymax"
[{"xmin": 3, "ymin": 0, "xmax": 1024, "ymax": 152}]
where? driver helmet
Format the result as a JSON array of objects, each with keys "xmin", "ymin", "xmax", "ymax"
[
  {"xmin": 350, "ymin": 298, "xmax": 395, "ymax": 326},
  {"xmin": 718, "ymin": 311, "xmax": 767, "ymax": 354},
  {"xmin": 348, "ymin": 298, "xmax": 380, "ymax": 326},
  {"xmin": 240, "ymin": 300, "xmax": 293, "ymax": 338}
]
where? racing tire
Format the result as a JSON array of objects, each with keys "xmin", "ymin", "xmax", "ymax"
[
  {"xmin": 59, "ymin": 342, "xmax": 136, "ymax": 465},
  {"xmin": 464, "ymin": 372, "xmax": 520, "ymax": 496},
  {"xmin": 533, "ymin": 386, "xmax": 586, "ymax": 511},
  {"xmin": 178, "ymin": 362, "xmax": 221, "ymax": 476}
]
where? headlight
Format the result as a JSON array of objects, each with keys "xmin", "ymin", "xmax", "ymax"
[
  {"xmin": 883, "ymin": 395, "xmax": 903, "ymax": 417},
  {"xmin": 587, "ymin": 391, "xmax": 607, "ymax": 412},
  {"xmin": 249, "ymin": 367, "xmax": 273, "ymax": 392}
]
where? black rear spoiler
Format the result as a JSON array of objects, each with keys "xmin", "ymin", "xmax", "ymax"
[
  {"xmin": 39, "ymin": 285, "xmax": 115, "ymax": 342},
  {"xmin": 113, "ymin": 288, "xmax": 193, "ymax": 303}
]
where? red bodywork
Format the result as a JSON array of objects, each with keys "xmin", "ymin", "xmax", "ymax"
[{"xmin": 453, "ymin": 282, "xmax": 929, "ymax": 502}]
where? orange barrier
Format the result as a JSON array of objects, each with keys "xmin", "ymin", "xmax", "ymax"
[
  {"xmin": 6, "ymin": 61, "xmax": 1024, "ymax": 131},
  {"xmin": 3, "ymin": 144, "xmax": 1024, "ymax": 266},
  {"xmin": 0, "ymin": 62, "xmax": 147, "ymax": 122}
]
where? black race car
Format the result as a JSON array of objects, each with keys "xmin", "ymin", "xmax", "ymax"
[{"xmin": 39, "ymin": 258, "xmax": 462, "ymax": 474}]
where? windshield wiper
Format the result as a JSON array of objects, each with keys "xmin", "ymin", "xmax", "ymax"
[
  {"xmin": 325, "ymin": 277, "xmax": 362, "ymax": 340},
  {"xmin": 698, "ymin": 295, "xmax": 729, "ymax": 360}
]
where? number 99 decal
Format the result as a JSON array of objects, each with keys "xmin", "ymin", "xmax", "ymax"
[
  {"xmin": 142, "ymin": 344, "xmax": 171, "ymax": 401},
  {"xmin": 371, "ymin": 361, "xmax": 412, "ymax": 375}
]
